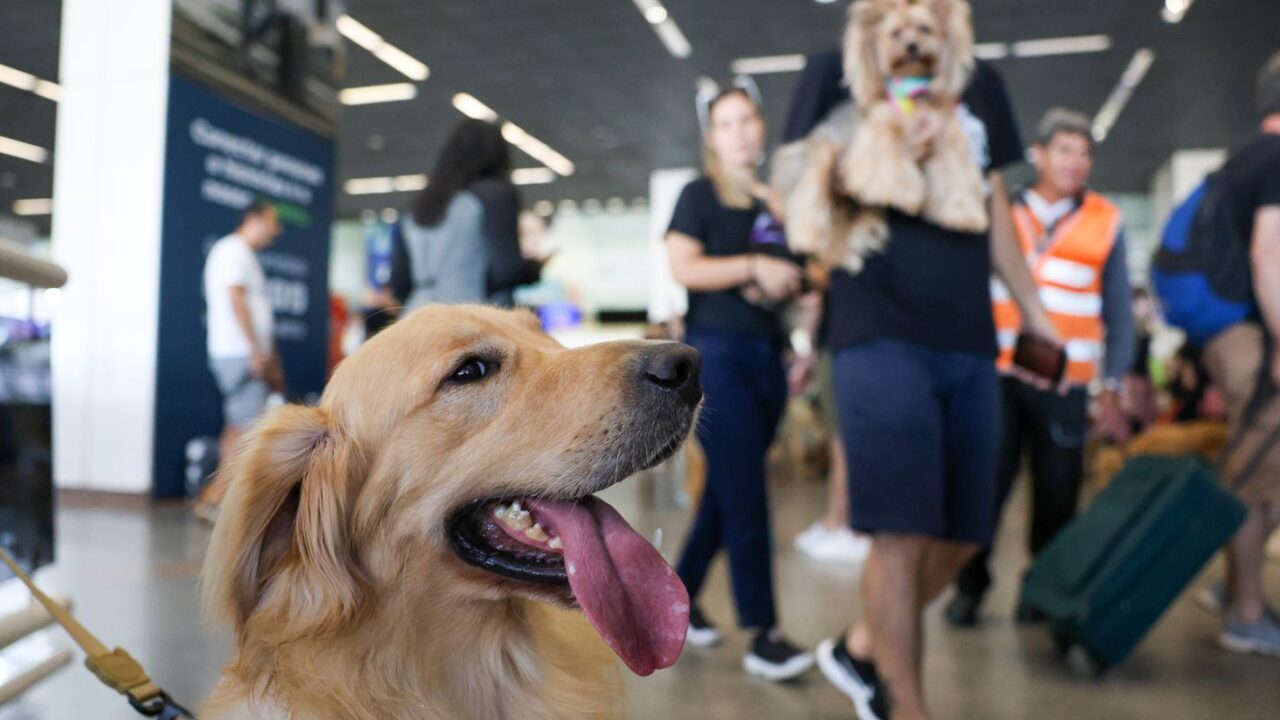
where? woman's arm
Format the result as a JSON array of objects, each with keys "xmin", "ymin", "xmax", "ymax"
[
  {"xmin": 667, "ymin": 231, "xmax": 801, "ymax": 297},
  {"xmin": 988, "ymin": 172, "xmax": 1060, "ymax": 343}
]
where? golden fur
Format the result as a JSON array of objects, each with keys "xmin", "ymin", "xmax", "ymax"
[
  {"xmin": 779, "ymin": 0, "xmax": 985, "ymax": 274},
  {"xmin": 201, "ymin": 305, "xmax": 697, "ymax": 720}
]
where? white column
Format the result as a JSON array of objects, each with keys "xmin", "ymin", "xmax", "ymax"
[
  {"xmin": 647, "ymin": 168, "xmax": 696, "ymax": 324},
  {"xmin": 50, "ymin": 0, "xmax": 172, "ymax": 493}
]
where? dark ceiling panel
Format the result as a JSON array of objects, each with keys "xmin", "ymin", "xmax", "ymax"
[{"xmin": 2, "ymin": 1, "xmax": 1279, "ymax": 223}]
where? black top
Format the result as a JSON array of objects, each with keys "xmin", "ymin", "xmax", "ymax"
[
  {"xmin": 790, "ymin": 52, "xmax": 1024, "ymax": 355},
  {"xmin": 389, "ymin": 178, "xmax": 541, "ymax": 306},
  {"xmin": 668, "ymin": 178, "xmax": 791, "ymax": 339},
  {"xmin": 1221, "ymin": 133, "xmax": 1280, "ymax": 250}
]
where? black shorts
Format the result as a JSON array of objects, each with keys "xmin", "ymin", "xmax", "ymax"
[{"xmin": 834, "ymin": 339, "xmax": 1000, "ymax": 544}]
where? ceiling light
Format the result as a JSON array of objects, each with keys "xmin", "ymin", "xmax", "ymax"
[
  {"xmin": 1011, "ymin": 34, "xmax": 1112, "ymax": 58},
  {"xmin": 731, "ymin": 54, "xmax": 806, "ymax": 75},
  {"xmin": 381, "ymin": 208, "xmax": 399, "ymax": 224},
  {"xmin": 501, "ymin": 122, "xmax": 575, "ymax": 177},
  {"xmin": 533, "ymin": 200, "xmax": 555, "ymax": 216},
  {"xmin": 631, "ymin": 0, "xmax": 692, "ymax": 59},
  {"xmin": 335, "ymin": 14, "xmax": 430, "ymax": 81},
  {"xmin": 393, "ymin": 174, "xmax": 429, "ymax": 191},
  {"xmin": 372, "ymin": 44, "xmax": 429, "ymax": 82},
  {"xmin": 512, "ymin": 168, "xmax": 556, "ymax": 185},
  {"xmin": 582, "ymin": 199, "xmax": 602, "ymax": 214},
  {"xmin": 338, "ymin": 83, "xmax": 417, "ymax": 106},
  {"xmin": 344, "ymin": 174, "xmax": 427, "ymax": 195},
  {"xmin": 816, "ymin": 0, "xmax": 839, "ymax": 4},
  {"xmin": 1162, "ymin": 0, "xmax": 1194, "ymax": 23},
  {"xmin": 974, "ymin": 42, "xmax": 1009, "ymax": 60},
  {"xmin": 606, "ymin": 197, "xmax": 627, "ymax": 213},
  {"xmin": 652, "ymin": 19, "xmax": 692, "ymax": 58},
  {"xmin": 452, "ymin": 93, "xmax": 499, "ymax": 122},
  {"xmin": 1092, "ymin": 48, "xmax": 1156, "ymax": 143},
  {"xmin": 0, "ymin": 63, "xmax": 60, "ymax": 102},
  {"xmin": 0, "ymin": 135, "xmax": 48, "ymax": 164},
  {"xmin": 12, "ymin": 198, "xmax": 52, "ymax": 216},
  {"xmin": 558, "ymin": 200, "xmax": 579, "ymax": 216}
]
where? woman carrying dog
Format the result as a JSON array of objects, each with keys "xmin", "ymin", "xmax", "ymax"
[{"xmin": 666, "ymin": 82, "xmax": 815, "ymax": 681}]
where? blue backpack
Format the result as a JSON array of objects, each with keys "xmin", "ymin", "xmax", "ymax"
[{"xmin": 1151, "ymin": 173, "xmax": 1255, "ymax": 345}]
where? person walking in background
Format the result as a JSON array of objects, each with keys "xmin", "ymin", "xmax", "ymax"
[
  {"xmin": 1196, "ymin": 52, "xmax": 1280, "ymax": 657},
  {"xmin": 946, "ymin": 108, "xmax": 1136, "ymax": 628},
  {"xmin": 389, "ymin": 118, "xmax": 543, "ymax": 311},
  {"xmin": 667, "ymin": 83, "xmax": 815, "ymax": 681},
  {"xmin": 195, "ymin": 198, "xmax": 284, "ymax": 523},
  {"xmin": 783, "ymin": 21, "xmax": 1061, "ymax": 720}
]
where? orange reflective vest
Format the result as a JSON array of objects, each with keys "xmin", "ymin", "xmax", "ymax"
[{"xmin": 993, "ymin": 191, "xmax": 1122, "ymax": 386}]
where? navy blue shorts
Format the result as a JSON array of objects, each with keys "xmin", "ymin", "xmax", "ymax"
[{"xmin": 834, "ymin": 339, "xmax": 1000, "ymax": 544}]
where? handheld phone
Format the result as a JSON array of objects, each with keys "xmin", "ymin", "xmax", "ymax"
[{"xmin": 1012, "ymin": 333, "xmax": 1067, "ymax": 384}]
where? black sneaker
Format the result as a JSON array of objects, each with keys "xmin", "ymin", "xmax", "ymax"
[
  {"xmin": 817, "ymin": 635, "xmax": 890, "ymax": 720},
  {"xmin": 686, "ymin": 606, "xmax": 722, "ymax": 648},
  {"xmin": 945, "ymin": 591, "xmax": 982, "ymax": 628},
  {"xmin": 742, "ymin": 628, "xmax": 815, "ymax": 681}
]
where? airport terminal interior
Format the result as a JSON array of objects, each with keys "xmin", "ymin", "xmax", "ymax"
[{"xmin": 1, "ymin": 1, "xmax": 1280, "ymax": 718}]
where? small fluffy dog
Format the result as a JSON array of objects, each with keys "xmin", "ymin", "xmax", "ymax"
[
  {"xmin": 201, "ymin": 305, "xmax": 702, "ymax": 720},
  {"xmin": 781, "ymin": 0, "xmax": 986, "ymax": 273}
]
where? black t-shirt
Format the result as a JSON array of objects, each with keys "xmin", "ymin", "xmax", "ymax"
[
  {"xmin": 795, "ymin": 55, "xmax": 1024, "ymax": 355},
  {"xmin": 1221, "ymin": 133, "xmax": 1280, "ymax": 251},
  {"xmin": 668, "ymin": 178, "xmax": 789, "ymax": 339}
]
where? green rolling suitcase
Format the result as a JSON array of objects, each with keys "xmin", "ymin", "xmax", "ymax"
[{"xmin": 1019, "ymin": 454, "xmax": 1246, "ymax": 675}]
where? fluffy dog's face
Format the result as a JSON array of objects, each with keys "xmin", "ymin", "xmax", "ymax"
[
  {"xmin": 846, "ymin": 0, "xmax": 974, "ymax": 106},
  {"xmin": 876, "ymin": 2, "xmax": 942, "ymax": 78},
  {"xmin": 204, "ymin": 305, "xmax": 701, "ymax": 678}
]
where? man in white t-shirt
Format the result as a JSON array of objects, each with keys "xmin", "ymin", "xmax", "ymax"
[{"xmin": 196, "ymin": 199, "xmax": 283, "ymax": 520}]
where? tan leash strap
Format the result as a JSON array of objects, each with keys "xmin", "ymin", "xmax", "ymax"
[{"xmin": 0, "ymin": 546, "xmax": 164, "ymax": 706}]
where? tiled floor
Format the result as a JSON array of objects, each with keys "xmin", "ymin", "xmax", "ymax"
[{"xmin": 3, "ymin": 467, "xmax": 1280, "ymax": 719}]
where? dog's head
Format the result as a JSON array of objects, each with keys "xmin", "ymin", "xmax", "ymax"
[
  {"xmin": 202, "ymin": 305, "xmax": 701, "ymax": 677},
  {"xmin": 845, "ymin": 0, "xmax": 974, "ymax": 107}
]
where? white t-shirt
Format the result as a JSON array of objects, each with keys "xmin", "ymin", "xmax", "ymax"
[{"xmin": 204, "ymin": 233, "xmax": 274, "ymax": 359}]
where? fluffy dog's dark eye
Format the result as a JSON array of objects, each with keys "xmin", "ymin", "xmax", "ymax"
[
  {"xmin": 918, "ymin": 24, "xmax": 933, "ymax": 34},
  {"xmin": 448, "ymin": 358, "xmax": 494, "ymax": 384}
]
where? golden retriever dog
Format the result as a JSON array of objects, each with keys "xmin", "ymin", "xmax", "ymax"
[
  {"xmin": 200, "ymin": 305, "xmax": 702, "ymax": 720},
  {"xmin": 779, "ymin": 0, "xmax": 984, "ymax": 274}
]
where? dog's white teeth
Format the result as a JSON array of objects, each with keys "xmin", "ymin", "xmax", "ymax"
[
  {"xmin": 548, "ymin": 537, "xmax": 564, "ymax": 550},
  {"xmin": 508, "ymin": 511, "xmax": 533, "ymax": 531},
  {"xmin": 525, "ymin": 523, "xmax": 549, "ymax": 542}
]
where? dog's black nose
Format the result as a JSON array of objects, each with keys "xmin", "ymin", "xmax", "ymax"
[
  {"xmin": 640, "ymin": 344, "xmax": 702, "ymax": 408},
  {"xmin": 906, "ymin": 42, "xmax": 920, "ymax": 57}
]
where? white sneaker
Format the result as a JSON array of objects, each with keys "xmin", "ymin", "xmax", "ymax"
[
  {"xmin": 799, "ymin": 525, "xmax": 870, "ymax": 565},
  {"xmin": 793, "ymin": 522, "xmax": 827, "ymax": 554}
]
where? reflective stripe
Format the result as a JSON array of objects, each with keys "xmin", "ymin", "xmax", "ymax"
[
  {"xmin": 1039, "ymin": 286, "xmax": 1102, "ymax": 317},
  {"xmin": 1065, "ymin": 339, "xmax": 1102, "ymax": 362},
  {"xmin": 1038, "ymin": 257, "xmax": 1097, "ymax": 289},
  {"xmin": 990, "ymin": 278, "xmax": 1011, "ymax": 303},
  {"xmin": 997, "ymin": 329, "xmax": 1018, "ymax": 350}
]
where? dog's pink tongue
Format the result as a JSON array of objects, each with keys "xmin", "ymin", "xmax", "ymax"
[{"xmin": 527, "ymin": 497, "xmax": 689, "ymax": 676}]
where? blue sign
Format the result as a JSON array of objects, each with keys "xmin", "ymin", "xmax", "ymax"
[{"xmin": 153, "ymin": 75, "xmax": 335, "ymax": 498}]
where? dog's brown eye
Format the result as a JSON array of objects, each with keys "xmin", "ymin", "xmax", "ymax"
[
  {"xmin": 918, "ymin": 24, "xmax": 932, "ymax": 34},
  {"xmin": 448, "ymin": 358, "xmax": 493, "ymax": 384}
]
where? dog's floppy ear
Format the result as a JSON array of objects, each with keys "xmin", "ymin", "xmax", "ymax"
[
  {"xmin": 931, "ymin": 0, "xmax": 974, "ymax": 98},
  {"xmin": 845, "ymin": 0, "xmax": 886, "ymax": 111},
  {"xmin": 201, "ymin": 405, "xmax": 370, "ymax": 641}
]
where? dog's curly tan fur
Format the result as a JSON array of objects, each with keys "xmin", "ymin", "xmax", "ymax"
[
  {"xmin": 200, "ymin": 305, "xmax": 697, "ymax": 720},
  {"xmin": 779, "ymin": 0, "xmax": 985, "ymax": 274}
]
